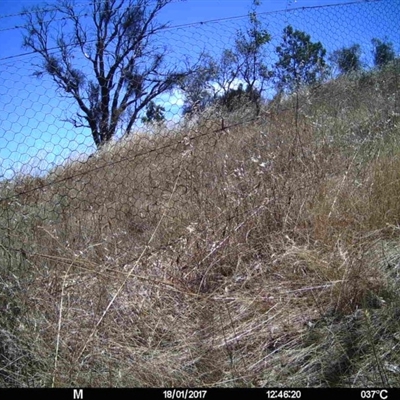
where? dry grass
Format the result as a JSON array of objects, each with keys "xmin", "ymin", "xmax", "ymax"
[{"xmin": 1, "ymin": 66, "xmax": 400, "ymax": 387}]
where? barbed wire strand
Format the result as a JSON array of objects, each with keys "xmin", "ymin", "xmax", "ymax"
[
  {"xmin": 0, "ymin": 0, "xmax": 382, "ymax": 63},
  {"xmin": 0, "ymin": 0, "xmax": 381, "ymax": 39},
  {"xmin": 0, "ymin": 0, "xmax": 188, "ymax": 20},
  {"xmin": 0, "ymin": 0, "xmax": 188, "ymax": 34}
]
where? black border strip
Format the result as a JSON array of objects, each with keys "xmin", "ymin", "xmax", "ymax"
[{"xmin": 0, "ymin": 388, "xmax": 399, "ymax": 400}]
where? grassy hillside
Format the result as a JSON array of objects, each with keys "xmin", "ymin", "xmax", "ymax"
[{"xmin": 1, "ymin": 62, "xmax": 400, "ymax": 387}]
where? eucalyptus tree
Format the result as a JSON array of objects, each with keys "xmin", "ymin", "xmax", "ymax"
[{"xmin": 22, "ymin": 0, "xmax": 194, "ymax": 148}]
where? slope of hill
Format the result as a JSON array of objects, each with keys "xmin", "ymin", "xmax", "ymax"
[{"xmin": 1, "ymin": 63, "xmax": 400, "ymax": 387}]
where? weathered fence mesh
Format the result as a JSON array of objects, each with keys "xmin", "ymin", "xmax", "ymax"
[
  {"xmin": 0, "ymin": 0, "xmax": 399, "ymax": 388},
  {"xmin": 1, "ymin": 0, "xmax": 398, "ymax": 229}
]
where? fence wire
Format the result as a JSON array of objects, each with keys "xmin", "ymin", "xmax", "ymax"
[
  {"xmin": 0, "ymin": 0, "xmax": 398, "ymax": 240},
  {"xmin": 0, "ymin": 0, "xmax": 400, "ymax": 388},
  {"xmin": 0, "ymin": 0, "xmax": 398, "ymax": 244}
]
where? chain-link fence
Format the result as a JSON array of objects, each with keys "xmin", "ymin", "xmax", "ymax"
[{"xmin": 1, "ymin": 0, "xmax": 400, "ymax": 388}]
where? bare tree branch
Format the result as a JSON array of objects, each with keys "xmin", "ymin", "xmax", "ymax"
[{"xmin": 22, "ymin": 0, "xmax": 191, "ymax": 148}]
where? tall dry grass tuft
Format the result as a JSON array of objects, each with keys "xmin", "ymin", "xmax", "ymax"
[{"xmin": 1, "ymin": 68, "xmax": 400, "ymax": 387}]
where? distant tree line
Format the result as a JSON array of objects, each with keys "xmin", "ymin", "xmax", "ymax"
[
  {"xmin": 22, "ymin": 0, "xmax": 398, "ymax": 147},
  {"xmin": 177, "ymin": 1, "xmax": 397, "ymax": 123}
]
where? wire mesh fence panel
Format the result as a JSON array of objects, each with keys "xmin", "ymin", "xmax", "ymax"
[
  {"xmin": 1, "ymin": 0, "xmax": 398, "ymax": 222},
  {"xmin": 0, "ymin": 0, "xmax": 400, "ymax": 388}
]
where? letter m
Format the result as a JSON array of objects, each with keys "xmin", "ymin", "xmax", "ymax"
[{"xmin": 73, "ymin": 389, "xmax": 83, "ymax": 399}]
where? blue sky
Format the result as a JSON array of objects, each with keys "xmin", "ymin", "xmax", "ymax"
[{"xmin": 0, "ymin": 0, "xmax": 399, "ymax": 179}]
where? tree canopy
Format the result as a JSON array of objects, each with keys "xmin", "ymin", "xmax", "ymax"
[
  {"xmin": 179, "ymin": 54, "xmax": 219, "ymax": 117},
  {"xmin": 275, "ymin": 25, "xmax": 327, "ymax": 93},
  {"xmin": 330, "ymin": 44, "xmax": 362, "ymax": 75},
  {"xmin": 216, "ymin": 1, "xmax": 271, "ymax": 113},
  {"xmin": 141, "ymin": 100, "xmax": 165, "ymax": 125},
  {"xmin": 371, "ymin": 38, "xmax": 395, "ymax": 69},
  {"xmin": 22, "ymin": 0, "xmax": 194, "ymax": 148},
  {"xmin": 179, "ymin": 0, "xmax": 271, "ymax": 117}
]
